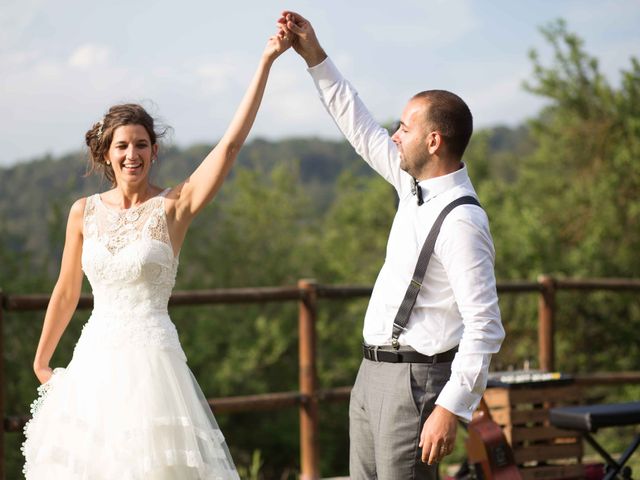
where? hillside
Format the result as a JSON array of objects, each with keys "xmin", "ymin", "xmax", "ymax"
[{"xmin": 0, "ymin": 128, "xmax": 529, "ymax": 275}]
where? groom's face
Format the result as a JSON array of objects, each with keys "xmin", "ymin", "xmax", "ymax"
[{"xmin": 392, "ymin": 99, "xmax": 431, "ymax": 177}]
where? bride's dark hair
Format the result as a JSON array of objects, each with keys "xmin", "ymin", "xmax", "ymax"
[{"xmin": 85, "ymin": 104, "xmax": 169, "ymax": 186}]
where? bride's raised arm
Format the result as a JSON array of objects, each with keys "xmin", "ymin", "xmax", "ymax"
[{"xmin": 168, "ymin": 33, "xmax": 291, "ymax": 232}]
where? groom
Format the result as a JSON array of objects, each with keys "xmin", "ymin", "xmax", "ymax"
[{"xmin": 279, "ymin": 11, "xmax": 505, "ymax": 479}]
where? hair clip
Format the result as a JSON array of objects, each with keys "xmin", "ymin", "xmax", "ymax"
[{"xmin": 97, "ymin": 119, "xmax": 104, "ymax": 139}]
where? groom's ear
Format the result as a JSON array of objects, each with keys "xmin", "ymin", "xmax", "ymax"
[{"xmin": 425, "ymin": 131, "xmax": 443, "ymax": 156}]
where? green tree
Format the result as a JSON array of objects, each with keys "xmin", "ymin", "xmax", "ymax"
[{"xmin": 484, "ymin": 19, "xmax": 640, "ymax": 372}]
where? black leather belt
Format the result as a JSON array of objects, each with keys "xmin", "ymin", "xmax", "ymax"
[{"xmin": 363, "ymin": 343, "xmax": 457, "ymax": 364}]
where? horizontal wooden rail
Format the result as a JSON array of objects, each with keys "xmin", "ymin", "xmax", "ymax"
[
  {"xmin": 3, "ymin": 277, "xmax": 640, "ymax": 479},
  {"xmin": 169, "ymin": 287, "xmax": 304, "ymax": 306},
  {"xmin": 316, "ymin": 285, "xmax": 372, "ymax": 299},
  {"xmin": 3, "ymin": 417, "xmax": 25, "ymax": 433},
  {"xmin": 6, "ymin": 278, "xmax": 640, "ymax": 312},
  {"xmin": 209, "ymin": 391, "xmax": 307, "ymax": 414},
  {"xmin": 7, "ymin": 371, "xmax": 638, "ymax": 433},
  {"xmin": 2, "ymin": 294, "xmax": 93, "ymax": 311},
  {"xmin": 316, "ymin": 386, "xmax": 352, "ymax": 403},
  {"xmin": 2, "ymin": 287, "xmax": 305, "ymax": 312},
  {"xmin": 573, "ymin": 371, "xmax": 640, "ymax": 386},
  {"xmin": 3, "ymin": 386, "xmax": 350, "ymax": 433},
  {"xmin": 555, "ymin": 278, "xmax": 640, "ymax": 291}
]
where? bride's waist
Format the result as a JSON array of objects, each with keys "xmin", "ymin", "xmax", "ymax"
[
  {"xmin": 90, "ymin": 305, "xmax": 169, "ymax": 317},
  {"xmin": 85, "ymin": 310, "xmax": 175, "ymax": 332},
  {"xmin": 78, "ymin": 311, "xmax": 183, "ymax": 354}
]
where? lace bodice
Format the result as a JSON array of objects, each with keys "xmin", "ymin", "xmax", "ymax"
[{"xmin": 80, "ymin": 190, "xmax": 183, "ymax": 354}]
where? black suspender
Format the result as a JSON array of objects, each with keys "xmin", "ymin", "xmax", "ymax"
[{"xmin": 390, "ymin": 195, "xmax": 482, "ymax": 349}]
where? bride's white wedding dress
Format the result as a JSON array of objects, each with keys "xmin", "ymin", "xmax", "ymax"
[{"xmin": 22, "ymin": 190, "xmax": 239, "ymax": 480}]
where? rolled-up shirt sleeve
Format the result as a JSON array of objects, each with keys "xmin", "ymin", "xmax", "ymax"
[
  {"xmin": 308, "ymin": 57, "xmax": 405, "ymax": 194},
  {"xmin": 434, "ymin": 207, "xmax": 505, "ymax": 421}
]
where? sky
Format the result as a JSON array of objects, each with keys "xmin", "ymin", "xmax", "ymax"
[{"xmin": 1, "ymin": 0, "xmax": 639, "ymax": 166}]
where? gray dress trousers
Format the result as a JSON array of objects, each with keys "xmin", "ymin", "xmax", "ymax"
[{"xmin": 349, "ymin": 358, "xmax": 452, "ymax": 479}]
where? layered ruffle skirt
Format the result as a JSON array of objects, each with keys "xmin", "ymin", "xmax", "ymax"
[{"xmin": 22, "ymin": 339, "xmax": 239, "ymax": 480}]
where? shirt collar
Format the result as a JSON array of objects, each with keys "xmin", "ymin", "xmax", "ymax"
[{"xmin": 416, "ymin": 163, "xmax": 469, "ymax": 203}]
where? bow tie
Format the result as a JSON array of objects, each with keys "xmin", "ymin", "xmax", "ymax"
[{"xmin": 411, "ymin": 178, "xmax": 424, "ymax": 206}]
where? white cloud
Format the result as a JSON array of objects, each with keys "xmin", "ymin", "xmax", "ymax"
[
  {"xmin": 469, "ymin": 79, "xmax": 541, "ymax": 128},
  {"xmin": 195, "ymin": 60, "xmax": 242, "ymax": 96},
  {"xmin": 564, "ymin": 0, "xmax": 640, "ymax": 29},
  {"xmin": 260, "ymin": 62, "xmax": 320, "ymax": 123},
  {"xmin": 0, "ymin": 50, "xmax": 40, "ymax": 70},
  {"xmin": 0, "ymin": 0, "xmax": 47, "ymax": 47},
  {"xmin": 0, "ymin": 42, "xmax": 146, "ymax": 165},
  {"xmin": 68, "ymin": 44, "xmax": 111, "ymax": 69},
  {"xmin": 361, "ymin": 0, "xmax": 478, "ymax": 48}
]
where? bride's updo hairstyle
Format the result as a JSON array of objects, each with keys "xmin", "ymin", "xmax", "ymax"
[{"xmin": 85, "ymin": 103, "xmax": 168, "ymax": 186}]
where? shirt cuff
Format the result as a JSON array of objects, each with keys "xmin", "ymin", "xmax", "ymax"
[
  {"xmin": 435, "ymin": 380, "xmax": 481, "ymax": 423},
  {"xmin": 307, "ymin": 57, "xmax": 342, "ymax": 90}
]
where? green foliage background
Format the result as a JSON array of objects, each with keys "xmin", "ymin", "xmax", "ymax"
[{"xmin": 1, "ymin": 21, "xmax": 639, "ymax": 478}]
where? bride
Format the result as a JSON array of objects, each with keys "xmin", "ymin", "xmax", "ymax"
[{"xmin": 21, "ymin": 30, "xmax": 291, "ymax": 479}]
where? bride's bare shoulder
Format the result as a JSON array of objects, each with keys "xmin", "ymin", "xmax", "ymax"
[{"xmin": 70, "ymin": 197, "xmax": 88, "ymax": 215}]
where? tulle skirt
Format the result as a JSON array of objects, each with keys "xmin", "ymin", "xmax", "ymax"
[{"xmin": 22, "ymin": 342, "xmax": 239, "ymax": 480}]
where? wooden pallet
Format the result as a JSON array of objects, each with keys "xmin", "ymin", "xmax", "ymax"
[{"xmin": 483, "ymin": 383, "xmax": 585, "ymax": 480}]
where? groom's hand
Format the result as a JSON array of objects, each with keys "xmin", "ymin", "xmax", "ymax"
[
  {"xmin": 277, "ymin": 11, "xmax": 327, "ymax": 67},
  {"xmin": 419, "ymin": 405, "xmax": 458, "ymax": 464}
]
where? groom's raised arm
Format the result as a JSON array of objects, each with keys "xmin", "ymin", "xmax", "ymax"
[{"xmin": 279, "ymin": 11, "xmax": 407, "ymax": 194}]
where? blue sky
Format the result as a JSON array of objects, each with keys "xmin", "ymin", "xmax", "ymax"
[{"xmin": 1, "ymin": 0, "xmax": 639, "ymax": 166}]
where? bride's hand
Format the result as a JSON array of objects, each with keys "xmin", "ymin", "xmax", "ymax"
[
  {"xmin": 263, "ymin": 30, "xmax": 292, "ymax": 63},
  {"xmin": 34, "ymin": 365, "xmax": 53, "ymax": 385}
]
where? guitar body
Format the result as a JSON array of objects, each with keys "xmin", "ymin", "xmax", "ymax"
[{"xmin": 466, "ymin": 410, "xmax": 522, "ymax": 480}]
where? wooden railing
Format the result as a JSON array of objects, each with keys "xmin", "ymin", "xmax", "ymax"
[{"xmin": 2, "ymin": 276, "xmax": 640, "ymax": 479}]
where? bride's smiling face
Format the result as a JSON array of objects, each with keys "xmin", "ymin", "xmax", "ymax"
[{"xmin": 105, "ymin": 124, "xmax": 158, "ymax": 187}]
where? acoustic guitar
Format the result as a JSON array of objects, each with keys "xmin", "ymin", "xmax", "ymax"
[{"xmin": 465, "ymin": 398, "xmax": 522, "ymax": 480}]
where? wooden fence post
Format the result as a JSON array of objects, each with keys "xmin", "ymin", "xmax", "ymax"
[
  {"xmin": 0, "ymin": 290, "xmax": 5, "ymax": 480},
  {"xmin": 537, "ymin": 275, "xmax": 556, "ymax": 372},
  {"xmin": 298, "ymin": 279, "xmax": 319, "ymax": 480}
]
